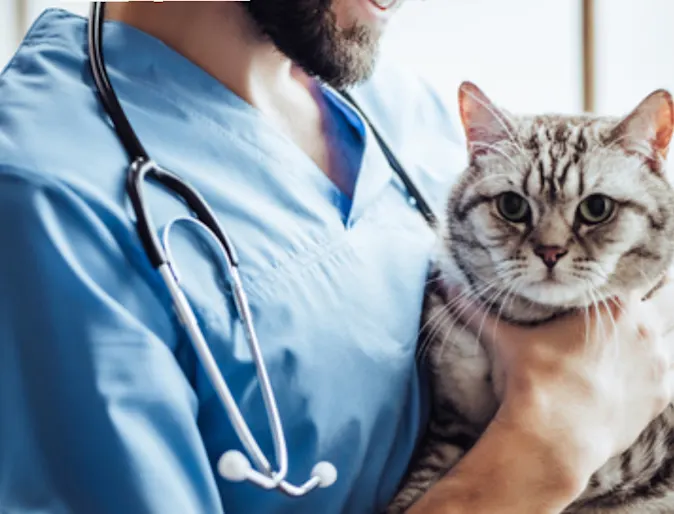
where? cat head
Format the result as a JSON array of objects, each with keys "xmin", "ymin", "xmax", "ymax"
[{"xmin": 442, "ymin": 82, "xmax": 674, "ymax": 317}]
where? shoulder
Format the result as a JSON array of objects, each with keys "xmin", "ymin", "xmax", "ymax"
[
  {"xmin": 350, "ymin": 53, "xmax": 464, "ymax": 143},
  {"xmin": 0, "ymin": 9, "xmax": 127, "ymax": 203},
  {"xmin": 347, "ymin": 54, "xmax": 468, "ymax": 212}
]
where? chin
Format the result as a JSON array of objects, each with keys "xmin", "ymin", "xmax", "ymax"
[{"xmin": 517, "ymin": 280, "xmax": 598, "ymax": 308}]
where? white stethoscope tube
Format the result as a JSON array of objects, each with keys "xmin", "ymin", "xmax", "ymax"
[{"xmin": 160, "ymin": 217, "xmax": 337, "ymax": 495}]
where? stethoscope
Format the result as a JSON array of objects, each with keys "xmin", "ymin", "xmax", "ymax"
[{"xmin": 87, "ymin": 1, "xmax": 436, "ymax": 498}]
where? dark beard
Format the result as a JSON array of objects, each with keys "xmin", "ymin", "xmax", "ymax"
[{"xmin": 243, "ymin": 0, "xmax": 381, "ymax": 89}]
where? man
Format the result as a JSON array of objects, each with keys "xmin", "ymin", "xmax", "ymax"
[{"xmin": 0, "ymin": 1, "xmax": 670, "ymax": 513}]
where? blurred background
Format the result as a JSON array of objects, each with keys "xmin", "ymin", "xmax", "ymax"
[{"xmin": 1, "ymin": 0, "xmax": 673, "ymax": 119}]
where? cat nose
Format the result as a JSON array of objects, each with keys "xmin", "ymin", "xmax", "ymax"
[{"xmin": 534, "ymin": 245, "xmax": 568, "ymax": 269}]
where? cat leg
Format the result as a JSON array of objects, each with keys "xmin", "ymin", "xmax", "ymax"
[
  {"xmin": 570, "ymin": 496, "xmax": 674, "ymax": 514},
  {"xmin": 384, "ymin": 414, "xmax": 477, "ymax": 514}
]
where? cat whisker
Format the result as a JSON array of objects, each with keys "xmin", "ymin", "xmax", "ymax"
[
  {"xmin": 438, "ymin": 280, "xmax": 514, "ymax": 360},
  {"xmin": 472, "ymin": 279, "xmax": 520, "ymax": 353},
  {"xmin": 595, "ymin": 291, "xmax": 620, "ymax": 355},
  {"xmin": 581, "ymin": 291, "xmax": 591, "ymax": 349},
  {"xmin": 487, "ymin": 278, "xmax": 522, "ymax": 347},
  {"xmin": 422, "ymin": 279, "xmax": 506, "ymax": 352},
  {"xmin": 416, "ymin": 277, "xmax": 508, "ymax": 362},
  {"xmin": 585, "ymin": 288, "xmax": 607, "ymax": 352},
  {"xmin": 432, "ymin": 275, "xmax": 506, "ymax": 315},
  {"xmin": 426, "ymin": 272, "xmax": 523, "ymax": 360}
]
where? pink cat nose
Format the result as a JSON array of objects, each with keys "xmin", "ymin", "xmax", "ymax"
[{"xmin": 534, "ymin": 245, "xmax": 568, "ymax": 269}]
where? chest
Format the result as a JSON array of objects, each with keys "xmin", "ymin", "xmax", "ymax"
[{"xmin": 137, "ymin": 160, "xmax": 438, "ymax": 510}]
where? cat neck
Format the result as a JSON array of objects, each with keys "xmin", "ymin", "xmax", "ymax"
[{"xmin": 440, "ymin": 251, "xmax": 573, "ymax": 327}]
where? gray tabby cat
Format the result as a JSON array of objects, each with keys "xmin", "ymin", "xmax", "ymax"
[{"xmin": 386, "ymin": 82, "xmax": 674, "ymax": 513}]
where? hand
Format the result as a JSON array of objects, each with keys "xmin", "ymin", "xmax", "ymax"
[{"xmin": 454, "ymin": 281, "xmax": 674, "ymax": 493}]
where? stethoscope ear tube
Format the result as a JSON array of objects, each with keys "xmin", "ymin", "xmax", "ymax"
[
  {"xmin": 126, "ymin": 159, "xmax": 241, "ymax": 270},
  {"xmin": 338, "ymin": 90, "xmax": 438, "ymax": 227},
  {"xmin": 126, "ymin": 159, "xmax": 166, "ymax": 268},
  {"xmin": 159, "ymin": 216, "xmax": 338, "ymax": 494},
  {"xmin": 87, "ymin": 0, "xmax": 442, "ymax": 498},
  {"xmin": 156, "ymin": 262, "xmax": 283, "ymax": 482},
  {"xmin": 88, "ymin": 2, "xmax": 148, "ymax": 163},
  {"xmin": 89, "ymin": 1, "xmax": 241, "ymax": 271}
]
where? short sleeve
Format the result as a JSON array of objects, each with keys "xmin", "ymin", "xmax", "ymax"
[{"xmin": 0, "ymin": 169, "xmax": 225, "ymax": 513}]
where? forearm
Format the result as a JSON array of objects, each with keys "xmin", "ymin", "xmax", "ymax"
[{"xmin": 407, "ymin": 418, "xmax": 588, "ymax": 514}]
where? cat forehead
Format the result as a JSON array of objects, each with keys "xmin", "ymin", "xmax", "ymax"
[
  {"xmin": 515, "ymin": 114, "xmax": 619, "ymax": 148},
  {"xmin": 463, "ymin": 113, "xmax": 651, "ymax": 205}
]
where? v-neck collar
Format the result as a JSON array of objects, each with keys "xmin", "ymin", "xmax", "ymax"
[
  {"xmin": 38, "ymin": 8, "xmax": 396, "ymax": 230},
  {"xmin": 322, "ymin": 86, "xmax": 394, "ymax": 228}
]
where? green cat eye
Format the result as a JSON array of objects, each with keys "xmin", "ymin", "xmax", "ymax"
[
  {"xmin": 577, "ymin": 194, "xmax": 615, "ymax": 225},
  {"xmin": 496, "ymin": 192, "xmax": 531, "ymax": 223}
]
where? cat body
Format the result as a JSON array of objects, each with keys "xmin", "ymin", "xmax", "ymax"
[{"xmin": 386, "ymin": 83, "xmax": 674, "ymax": 513}]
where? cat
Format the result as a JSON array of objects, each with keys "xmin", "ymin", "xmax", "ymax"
[{"xmin": 386, "ymin": 82, "xmax": 674, "ymax": 513}]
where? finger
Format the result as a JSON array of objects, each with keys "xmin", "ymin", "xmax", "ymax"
[{"xmin": 641, "ymin": 276, "xmax": 674, "ymax": 335}]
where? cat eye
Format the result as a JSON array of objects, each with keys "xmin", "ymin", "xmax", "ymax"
[
  {"xmin": 496, "ymin": 192, "xmax": 531, "ymax": 223},
  {"xmin": 577, "ymin": 194, "xmax": 616, "ymax": 225}
]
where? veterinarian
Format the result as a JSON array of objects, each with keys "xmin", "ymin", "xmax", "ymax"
[{"xmin": 0, "ymin": 1, "xmax": 671, "ymax": 513}]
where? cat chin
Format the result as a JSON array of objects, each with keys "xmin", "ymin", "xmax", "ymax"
[{"xmin": 516, "ymin": 281, "xmax": 606, "ymax": 309}]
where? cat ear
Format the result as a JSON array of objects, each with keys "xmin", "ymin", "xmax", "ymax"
[
  {"xmin": 458, "ymin": 81, "xmax": 514, "ymax": 157},
  {"xmin": 609, "ymin": 89, "xmax": 674, "ymax": 160}
]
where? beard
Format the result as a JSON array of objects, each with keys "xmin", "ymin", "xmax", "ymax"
[{"xmin": 243, "ymin": 0, "xmax": 382, "ymax": 89}]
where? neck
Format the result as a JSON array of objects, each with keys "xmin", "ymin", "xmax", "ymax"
[
  {"xmin": 104, "ymin": 2, "xmax": 358, "ymax": 196},
  {"xmin": 105, "ymin": 2, "xmax": 315, "ymax": 115}
]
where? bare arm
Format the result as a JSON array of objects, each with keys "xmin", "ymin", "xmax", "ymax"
[
  {"xmin": 408, "ymin": 418, "xmax": 585, "ymax": 514},
  {"xmin": 409, "ymin": 283, "xmax": 674, "ymax": 514}
]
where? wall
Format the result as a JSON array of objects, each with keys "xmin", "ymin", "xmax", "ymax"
[
  {"xmin": 380, "ymin": 0, "xmax": 583, "ymax": 115},
  {"xmin": 1, "ymin": 0, "xmax": 673, "ymax": 121},
  {"xmin": 594, "ymin": 0, "xmax": 674, "ymax": 116},
  {"xmin": 1, "ymin": 0, "xmax": 582, "ymax": 118}
]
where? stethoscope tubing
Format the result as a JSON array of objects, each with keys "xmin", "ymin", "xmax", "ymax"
[
  {"xmin": 89, "ymin": 1, "xmax": 292, "ymax": 490},
  {"xmin": 86, "ymin": 0, "xmax": 436, "ymax": 497}
]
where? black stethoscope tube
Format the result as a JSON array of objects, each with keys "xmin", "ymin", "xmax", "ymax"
[
  {"xmin": 87, "ymin": 2, "xmax": 436, "ymax": 274},
  {"xmin": 89, "ymin": 2, "xmax": 241, "ymax": 269}
]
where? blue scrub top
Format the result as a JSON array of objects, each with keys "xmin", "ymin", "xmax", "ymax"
[{"xmin": 0, "ymin": 9, "xmax": 467, "ymax": 514}]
